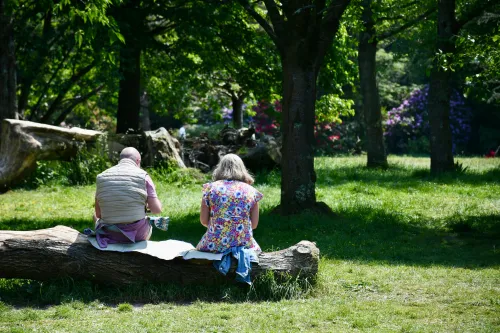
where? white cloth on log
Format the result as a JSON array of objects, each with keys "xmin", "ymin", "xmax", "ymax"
[{"xmin": 87, "ymin": 237, "xmax": 223, "ymax": 261}]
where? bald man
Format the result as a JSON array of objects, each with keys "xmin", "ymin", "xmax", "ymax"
[{"xmin": 93, "ymin": 147, "xmax": 162, "ymax": 248}]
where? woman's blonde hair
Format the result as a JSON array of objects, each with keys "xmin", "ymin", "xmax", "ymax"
[{"xmin": 212, "ymin": 154, "xmax": 254, "ymax": 184}]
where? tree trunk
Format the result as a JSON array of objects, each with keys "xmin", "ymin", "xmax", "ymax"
[
  {"xmin": 140, "ymin": 91, "xmax": 151, "ymax": 131},
  {"xmin": 115, "ymin": 0, "xmax": 143, "ymax": 134},
  {"xmin": 116, "ymin": 42, "xmax": 141, "ymax": 133},
  {"xmin": 358, "ymin": 0, "xmax": 388, "ymax": 168},
  {"xmin": 0, "ymin": 0, "xmax": 17, "ymax": 124},
  {"xmin": 279, "ymin": 60, "xmax": 318, "ymax": 214},
  {"xmin": 0, "ymin": 226, "xmax": 319, "ymax": 286},
  {"xmin": 428, "ymin": 0, "xmax": 456, "ymax": 173},
  {"xmin": 18, "ymin": 9, "xmax": 54, "ymax": 117},
  {"xmin": 231, "ymin": 95, "xmax": 244, "ymax": 129}
]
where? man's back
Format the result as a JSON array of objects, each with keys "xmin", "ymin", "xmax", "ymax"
[{"xmin": 96, "ymin": 158, "xmax": 148, "ymax": 224}]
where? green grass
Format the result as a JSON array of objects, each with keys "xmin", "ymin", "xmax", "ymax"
[{"xmin": 1, "ymin": 156, "xmax": 499, "ymax": 332}]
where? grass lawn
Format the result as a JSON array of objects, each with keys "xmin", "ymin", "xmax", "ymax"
[{"xmin": 0, "ymin": 156, "xmax": 499, "ymax": 332}]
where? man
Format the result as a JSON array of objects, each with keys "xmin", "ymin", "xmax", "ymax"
[{"xmin": 93, "ymin": 147, "xmax": 162, "ymax": 248}]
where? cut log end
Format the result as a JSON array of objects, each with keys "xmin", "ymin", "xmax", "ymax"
[{"xmin": 0, "ymin": 226, "xmax": 319, "ymax": 286}]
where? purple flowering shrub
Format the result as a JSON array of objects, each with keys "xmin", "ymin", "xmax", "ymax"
[
  {"xmin": 221, "ymin": 106, "xmax": 233, "ymax": 123},
  {"xmin": 384, "ymin": 85, "xmax": 472, "ymax": 154}
]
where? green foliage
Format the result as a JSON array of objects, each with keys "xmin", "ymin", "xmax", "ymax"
[
  {"xmin": 315, "ymin": 94, "xmax": 354, "ymax": 123},
  {"xmin": 147, "ymin": 162, "xmax": 209, "ymax": 186},
  {"xmin": 184, "ymin": 123, "xmax": 227, "ymax": 139},
  {"xmin": 117, "ymin": 303, "xmax": 133, "ymax": 312},
  {"xmin": 376, "ymin": 49, "xmax": 422, "ymax": 110},
  {"xmin": 19, "ymin": 145, "xmax": 112, "ymax": 188},
  {"xmin": 406, "ymin": 136, "xmax": 430, "ymax": 155},
  {"xmin": 14, "ymin": 0, "xmax": 122, "ymax": 127}
]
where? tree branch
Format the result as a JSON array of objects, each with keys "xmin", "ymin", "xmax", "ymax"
[
  {"xmin": 378, "ymin": 6, "xmax": 437, "ymax": 42},
  {"xmin": 317, "ymin": 0, "xmax": 351, "ymax": 62},
  {"xmin": 30, "ymin": 45, "xmax": 74, "ymax": 119},
  {"xmin": 40, "ymin": 59, "xmax": 97, "ymax": 123},
  {"xmin": 237, "ymin": 0, "xmax": 280, "ymax": 49},
  {"xmin": 262, "ymin": 0, "xmax": 286, "ymax": 37},
  {"xmin": 456, "ymin": 0, "xmax": 499, "ymax": 30},
  {"xmin": 54, "ymin": 84, "xmax": 105, "ymax": 125}
]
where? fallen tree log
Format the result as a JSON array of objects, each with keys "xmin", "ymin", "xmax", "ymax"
[
  {"xmin": 0, "ymin": 226, "xmax": 319, "ymax": 286},
  {"xmin": 0, "ymin": 119, "xmax": 103, "ymax": 192}
]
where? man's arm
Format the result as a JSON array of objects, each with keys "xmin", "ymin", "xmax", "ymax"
[
  {"xmin": 94, "ymin": 198, "xmax": 101, "ymax": 219},
  {"xmin": 145, "ymin": 175, "xmax": 162, "ymax": 214},
  {"xmin": 147, "ymin": 197, "xmax": 162, "ymax": 214}
]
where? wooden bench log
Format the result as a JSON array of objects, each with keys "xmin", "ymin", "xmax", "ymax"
[{"xmin": 0, "ymin": 226, "xmax": 319, "ymax": 285}]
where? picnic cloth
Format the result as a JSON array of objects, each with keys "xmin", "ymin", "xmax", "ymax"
[{"xmin": 87, "ymin": 236, "xmax": 224, "ymax": 261}]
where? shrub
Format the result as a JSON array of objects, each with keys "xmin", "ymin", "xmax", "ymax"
[
  {"xmin": 20, "ymin": 144, "xmax": 111, "ymax": 188},
  {"xmin": 251, "ymin": 100, "xmax": 281, "ymax": 137},
  {"xmin": 251, "ymin": 99, "xmax": 359, "ymax": 155},
  {"xmin": 384, "ymin": 85, "xmax": 472, "ymax": 154}
]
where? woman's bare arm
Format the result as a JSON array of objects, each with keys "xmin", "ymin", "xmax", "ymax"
[
  {"xmin": 200, "ymin": 199, "xmax": 210, "ymax": 227},
  {"xmin": 250, "ymin": 202, "xmax": 259, "ymax": 229}
]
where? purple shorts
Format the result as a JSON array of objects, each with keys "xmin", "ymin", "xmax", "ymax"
[{"xmin": 95, "ymin": 218, "xmax": 151, "ymax": 248}]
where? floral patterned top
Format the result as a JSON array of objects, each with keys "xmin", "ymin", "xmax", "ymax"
[{"xmin": 196, "ymin": 180, "xmax": 263, "ymax": 253}]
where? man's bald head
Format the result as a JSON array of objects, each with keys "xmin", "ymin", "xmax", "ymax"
[{"xmin": 120, "ymin": 147, "xmax": 141, "ymax": 166}]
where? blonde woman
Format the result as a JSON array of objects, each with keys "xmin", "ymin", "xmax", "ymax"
[{"xmin": 196, "ymin": 154, "xmax": 263, "ymax": 253}]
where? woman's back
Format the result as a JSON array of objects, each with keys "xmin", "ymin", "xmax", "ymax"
[{"xmin": 196, "ymin": 180, "xmax": 262, "ymax": 253}]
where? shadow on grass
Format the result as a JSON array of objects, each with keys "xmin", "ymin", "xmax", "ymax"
[
  {"xmin": 314, "ymin": 164, "xmax": 500, "ymax": 189},
  {"xmin": 4, "ymin": 206, "xmax": 496, "ymax": 269},
  {"xmin": 256, "ymin": 205, "xmax": 500, "ymax": 268},
  {"xmin": 1, "ymin": 205, "xmax": 498, "ymax": 307}
]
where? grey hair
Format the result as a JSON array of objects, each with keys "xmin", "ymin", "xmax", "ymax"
[
  {"xmin": 212, "ymin": 154, "xmax": 254, "ymax": 184},
  {"xmin": 120, "ymin": 147, "xmax": 141, "ymax": 163}
]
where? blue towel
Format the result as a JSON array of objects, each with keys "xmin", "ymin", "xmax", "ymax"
[{"xmin": 213, "ymin": 246, "xmax": 259, "ymax": 285}]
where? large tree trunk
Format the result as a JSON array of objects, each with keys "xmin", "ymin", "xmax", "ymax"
[
  {"xmin": 0, "ymin": 226, "xmax": 319, "ymax": 286},
  {"xmin": 0, "ymin": 0, "xmax": 17, "ymax": 124},
  {"xmin": 116, "ymin": 46, "xmax": 141, "ymax": 133},
  {"xmin": 0, "ymin": 119, "xmax": 103, "ymax": 192},
  {"xmin": 232, "ymin": 95, "xmax": 244, "ymax": 129},
  {"xmin": 428, "ymin": 0, "xmax": 456, "ymax": 173},
  {"xmin": 280, "ymin": 60, "xmax": 318, "ymax": 214},
  {"xmin": 17, "ymin": 10, "xmax": 54, "ymax": 117},
  {"xmin": 358, "ymin": 0, "xmax": 388, "ymax": 168},
  {"xmin": 115, "ymin": 0, "xmax": 142, "ymax": 134},
  {"xmin": 240, "ymin": 0, "xmax": 350, "ymax": 215}
]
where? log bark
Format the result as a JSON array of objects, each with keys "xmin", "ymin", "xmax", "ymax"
[
  {"xmin": 0, "ymin": 226, "xmax": 320, "ymax": 286},
  {"xmin": 0, "ymin": 119, "xmax": 103, "ymax": 191}
]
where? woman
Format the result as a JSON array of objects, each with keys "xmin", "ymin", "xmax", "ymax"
[{"xmin": 196, "ymin": 154, "xmax": 263, "ymax": 253}]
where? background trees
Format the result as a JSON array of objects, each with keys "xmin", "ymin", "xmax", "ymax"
[{"xmin": 2, "ymin": 0, "xmax": 499, "ymax": 213}]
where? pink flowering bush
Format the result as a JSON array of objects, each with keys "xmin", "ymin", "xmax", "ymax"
[
  {"xmin": 251, "ymin": 100, "xmax": 281, "ymax": 136},
  {"xmin": 251, "ymin": 100, "xmax": 357, "ymax": 155}
]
